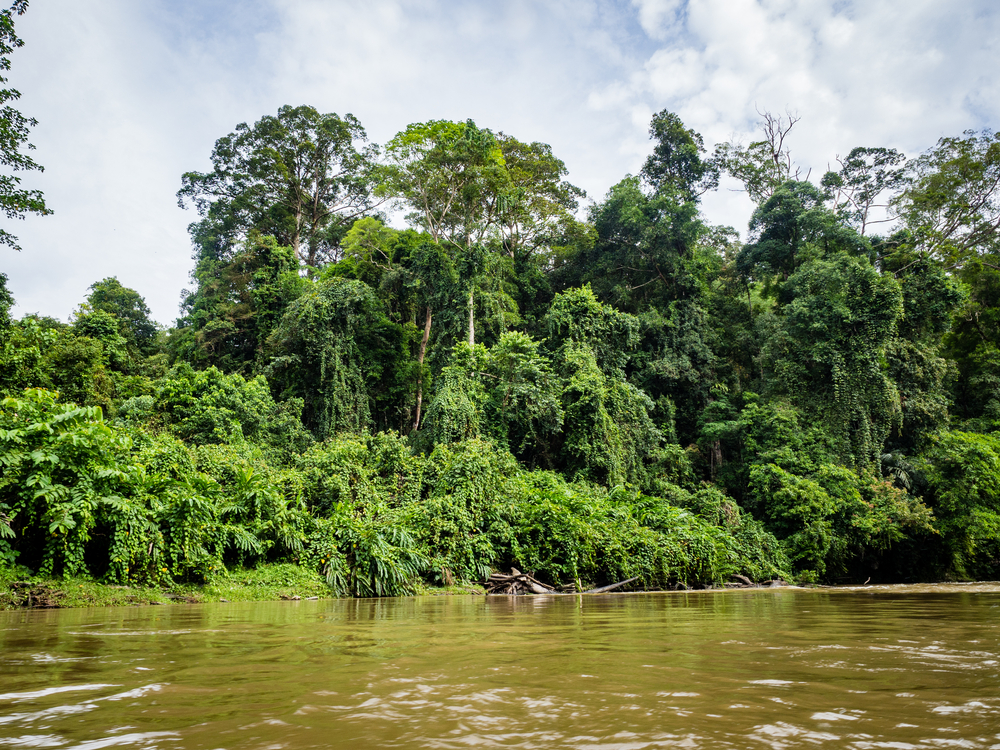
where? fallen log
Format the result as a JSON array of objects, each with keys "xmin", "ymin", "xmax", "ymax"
[
  {"xmin": 582, "ymin": 577, "xmax": 639, "ymax": 594},
  {"xmin": 482, "ymin": 571, "xmax": 640, "ymax": 596},
  {"xmin": 483, "ymin": 569, "xmax": 556, "ymax": 595}
]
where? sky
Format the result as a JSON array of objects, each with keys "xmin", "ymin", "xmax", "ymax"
[{"xmin": 4, "ymin": 0, "xmax": 999, "ymax": 325}]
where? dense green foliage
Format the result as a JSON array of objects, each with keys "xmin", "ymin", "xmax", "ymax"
[
  {"xmin": 4, "ymin": 103, "xmax": 1000, "ymax": 595},
  {"xmin": 0, "ymin": 1, "xmax": 50, "ymax": 251}
]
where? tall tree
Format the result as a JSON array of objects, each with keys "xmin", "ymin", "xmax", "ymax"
[
  {"xmin": 821, "ymin": 146, "xmax": 906, "ymax": 236},
  {"xmin": 380, "ymin": 120, "xmax": 584, "ymax": 345},
  {"xmin": 555, "ymin": 111, "xmax": 720, "ymax": 442},
  {"xmin": 641, "ymin": 109, "xmax": 720, "ymax": 200},
  {"xmin": 0, "ymin": 0, "xmax": 50, "ymax": 251},
  {"xmin": 493, "ymin": 133, "xmax": 585, "ymax": 259},
  {"xmin": 178, "ymin": 105, "xmax": 377, "ymax": 268},
  {"xmin": 379, "ymin": 119, "xmax": 506, "ymax": 348},
  {"xmin": 380, "ymin": 119, "xmax": 583, "ymax": 431},
  {"xmin": 893, "ymin": 130, "xmax": 1000, "ymax": 267},
  {"xmin": 379, "ymin": 120, "xmax": 504, "ymax": 250},
  {"xmin": 715, "ymin": 110, "xmax": 808, "ymax": 204}
]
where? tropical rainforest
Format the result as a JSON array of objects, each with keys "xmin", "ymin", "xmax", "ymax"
[{"xmin": 2, "ymin": 5, "xmax": 999, "ymax": 595}]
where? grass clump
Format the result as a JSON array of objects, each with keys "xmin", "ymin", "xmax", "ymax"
[{"xmin": 201, "ymin": 563, "xmax": 329, "ymax": 602}]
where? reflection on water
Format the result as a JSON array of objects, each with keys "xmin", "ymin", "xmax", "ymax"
[{"xmin": 1, "ymin": 584, "xmax": 999, "ymax": 749}]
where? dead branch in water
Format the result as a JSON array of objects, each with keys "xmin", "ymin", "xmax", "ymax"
[{"xmin": 482, "ymin": 569, "xmax": 640, "ymax": 595}]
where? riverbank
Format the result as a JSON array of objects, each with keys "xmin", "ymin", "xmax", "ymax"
[
  {"xmin": 0, "ymin": 563, "xmax": 490, "ymax": 609},
  {"xmin": 0, "ymin": 564, "xmax": 325, "ymax": 609},
  {"xmin": 6, "ymin": 561, "xmax": 985, "ymax": 610}
]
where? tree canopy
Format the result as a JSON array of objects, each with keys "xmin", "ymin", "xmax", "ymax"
[{"xmin": 178, "ymin": 105, "xmax": 377, "ymax": 268}]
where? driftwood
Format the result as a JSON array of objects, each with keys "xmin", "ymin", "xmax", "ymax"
[
  {"xmin": 722, "ymin": 577, "xmax": 790, "ymax": 589},
  {"xmin": 584, "ymin": 577, "xmax": 639, "ymax": 594},
  {"xmin": 482, "ymin": 569, "xmax": 639, "ymax": 596},
  {"xmin": 482, "ymin": 570, "xmax": 795, "ymax": 595},
  {"xmin": 483, "ymin": 568, "xmax": 556, "ymax": 595}
]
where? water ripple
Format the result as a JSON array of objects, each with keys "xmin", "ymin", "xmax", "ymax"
[{"xmin": 1, "ymin": 589, "xmax": 999, "ymax": 748}]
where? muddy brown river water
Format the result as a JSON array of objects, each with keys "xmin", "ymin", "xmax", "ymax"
[{"xmin": 1, "ymin": 584, "xmax": 999, "ymax": 749}]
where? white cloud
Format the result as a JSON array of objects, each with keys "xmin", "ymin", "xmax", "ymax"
[
  {"xmin": 631, "ymin": 0, "xmax": 685, "ymax": 40},
  {"xmin": 645, "ymin": 47, "xmax": 710, "ymax": 102}
]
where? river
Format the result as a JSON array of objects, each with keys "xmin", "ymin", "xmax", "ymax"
[{"xmin": 1, "ymin": 584, "xmax": 999, "ymax": 749}]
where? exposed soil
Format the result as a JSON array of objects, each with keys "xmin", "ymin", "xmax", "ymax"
[{"xmin": 6, "ymin": 581, "xmax": 65, "ymax": 608}]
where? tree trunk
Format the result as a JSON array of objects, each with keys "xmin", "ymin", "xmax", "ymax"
[
  {"xmin": 467, "ymin": 289, "xmax": 475, "ymax": 347},
  {"xmin": 412, "ymin": 305, "xmax": 432, "ymax": 432},
  {"xmin": 292, "ymin": 207, "xmax": 303, "ymax": 264},
  {"xmin": 710, "ymin": 440, "xmax": 722, "ymax": 480}
]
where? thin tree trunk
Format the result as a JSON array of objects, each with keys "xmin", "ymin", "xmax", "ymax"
[
  {"xmin": 412, "ymin": 305, "xmax": 433, "ymax": 432},
  {"xmin": 467, "ymin": 289, "xmax": 475, "ymax": 347},
  {"xmin": 710, "ymin": 440, "xmax": 722, "ymax": 480},
  {"xmin": 293, "ymin": 205, "xmax": 304, "ymax": 264}
]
